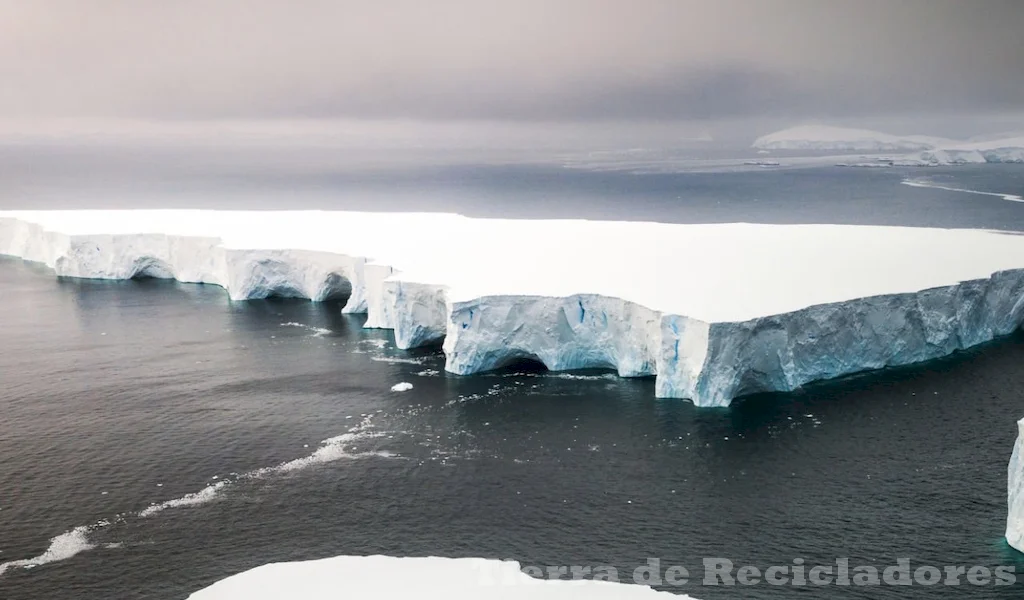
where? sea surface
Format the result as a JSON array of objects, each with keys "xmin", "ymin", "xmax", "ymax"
[{"xmin": 1, "ymin": 158, "xmax": 1024, "ymax": 599}]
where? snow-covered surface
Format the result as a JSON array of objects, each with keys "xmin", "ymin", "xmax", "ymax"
[
  {"xmin": 3, "ymin": 210, "xmax": 1024, "ymax": 406},
  {"xmin": 1008, "ymin": 417, "xmax": 1024, "ymax": 552},
  {"xmin": 187, "ymin": 555, "xmax": 691, "ymax": 599},
  {"xmin": 941, "ymin": 137, "xmax": 1024, "ymax": 164},
  {"xmin": 755, "ymin": 125, "xmax": 1024, "ymax": 165},
  {"xmin": 753, "ymin": 125, "xmax": 951, "ymax": 152}
]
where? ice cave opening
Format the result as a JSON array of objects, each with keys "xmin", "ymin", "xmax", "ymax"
[
  {"xmin": 128, "ymin": 256, "xmax": 175, "ymax": 280},
  {"xmin": 315, "ymin": 272, "xmax": 352, "ymax": 304},
  {"xmin": 495, "ymin": 355, "xmax": 550, "ymax": 374}
]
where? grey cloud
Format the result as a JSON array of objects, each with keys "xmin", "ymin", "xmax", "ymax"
[{"xmin": 0, "ymin": 0, "xmax": 1021, "ymax": 121}]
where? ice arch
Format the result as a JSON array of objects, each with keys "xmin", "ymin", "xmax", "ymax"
[{"xmin": 128, "ymin": 256, "xmax": 176, "ymax": 280}]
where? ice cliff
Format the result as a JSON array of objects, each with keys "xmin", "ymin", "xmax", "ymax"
[
  {"xmin": 3, "ymin": 210, "xmax": 1024, "ymax": 407},
  {"xmin": 1008, "ymin": 418, "xmax": 1024, "ymax": 552}
]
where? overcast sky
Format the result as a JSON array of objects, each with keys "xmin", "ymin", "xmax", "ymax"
[{"xmin": 0, "ymin": 0, "xmax": 1022, "ymax": 123}]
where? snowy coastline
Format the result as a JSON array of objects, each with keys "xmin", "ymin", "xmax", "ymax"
[{"xmin": 754, "ymin": 125, "xmax": 1024, "ymax": 166}]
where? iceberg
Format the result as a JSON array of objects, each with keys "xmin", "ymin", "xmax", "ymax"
[
  {"xmin": 186, "ymin": 555, "xmax": 692, "ymax": 599},
  {"xmin": 1009, "ymin": 417, "xmax": 1024, "ymax": 552},
  {"xmin": 3, "ymin": 210, "xmax": 1024, "ymax": 407}
]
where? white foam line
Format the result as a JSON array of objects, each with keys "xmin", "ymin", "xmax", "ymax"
[
  {"xmin": 269, "ymin": 432, "xmax": 367, "ymax": 473},
  {"xmin": 1, "ymin": 418, "xmax": 401, "ymax": 577},
  {"xmin": 280, "ymin": 322, "xmax": 332, "ymax": 337},
  {"xmin": 0, "ymin": 526, "xmax": 95, "ymax": 577},
  {"xmin": 138, "ymin": 480, "xmax": 231, "ymax": 517},
  {"xmin": 902, "ymin": 179, "xmax": 1024, "ymax": 203},
  {"xmin": 370, "ymin": 356, "xmax": 424, "ymax": 365},
  {"xmin": 548, "ymin": 373, "xmax": 620, "ymax": 381}
]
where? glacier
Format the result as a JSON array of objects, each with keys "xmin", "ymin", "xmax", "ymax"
[
  {"xmin": 753, "ymin": 125, "xmax": 1024, "ymax": 165},
  {"xmin": 1008, "ymin": 417, "xmax": 1024, "ymax": 553},
  {"xmin": 752, "ymin": 125, "xmax": 952, "ymax": 152},
  {"xmin": 186, "ymin": 555, "xmax": 694, "ymax": 599},
  {"xmin": 3, "ymin": 210, "xmax": 1024, "ymax": 407}
]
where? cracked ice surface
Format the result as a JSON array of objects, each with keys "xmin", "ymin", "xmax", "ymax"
[{"xmin": 2, "ymin": 210, "xmax": 1024, "ymax": 406}]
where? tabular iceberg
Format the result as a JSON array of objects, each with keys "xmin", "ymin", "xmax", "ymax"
[
  {"xmin": 1008, "ymin": 417, "xmax": 1024, "ymax": 553},
  {"xmin": 186, "ymin": 555, "xmax": 693, "ymax": 599},
  {"xmin": 3, "ymin": 210, "xmax": 1024, "ymax": 407}
]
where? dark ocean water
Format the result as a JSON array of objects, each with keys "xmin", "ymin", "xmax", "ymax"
[
  {"xmin": 1, "ymin": 142, "xmax": 1023, "ymax": 229},
  {"xmin": 1, "ymin": 163, "xmax": 1024, "ymax": 599}
]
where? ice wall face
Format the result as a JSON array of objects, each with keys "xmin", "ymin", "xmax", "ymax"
[
  {"xmin": 4, "ymin": 211, "xmax": 1024, "ymax": 407},
  {"xmin": 441, "ymin": 273, "xmax": 1024, "ymax": 407},
  {"xmin": 55, "ymin": 233, "xmax": 225, "ymax": 284},
  {"xmin": 1008, "ymin": 418, "xmax": 1024, "ymax": 552},
  {"xmin": 443, "ymin": 294, "xmax": 661, "ymax": 377},
  {"xmin": 685, "ymin": 272, "xmax": 1024, "ymax": 406},
  {"xmin": 0, "ymin": 219, "xmax": 366, "ymax": 304},
  {"xmin": 387, "ymin": 280, "xmax": 448, "ymax": 349},
  {"xmin": 221, "ymin": 249, "xmax": 361, "ymax": 302}
]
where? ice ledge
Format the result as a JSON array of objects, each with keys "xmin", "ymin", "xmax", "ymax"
[{"xmin": 3, "ymin": 211, "xmax": 1024, "ymax": 407}]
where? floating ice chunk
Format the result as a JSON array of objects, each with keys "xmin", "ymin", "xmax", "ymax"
[
  {"xmin": 391, "ymin": 382, "xmax": 414, "ymax": 392},
  {"xmin": 187, "ymin": 555, "xmax": 692, "ymax": 599},
  {"xmin": 1007, "ymin": 417, "xmax": 1024, "ymax": 552}
]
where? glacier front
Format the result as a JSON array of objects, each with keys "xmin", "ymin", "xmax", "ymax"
[{"xmin": 3, "ymin": 210, "xmax": 1024, "ymax": 407}]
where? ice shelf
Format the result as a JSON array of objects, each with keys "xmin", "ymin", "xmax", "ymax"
[{"xmin": 3, "ymin": 210, "xmax": 1024, "ymax": 407}]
